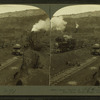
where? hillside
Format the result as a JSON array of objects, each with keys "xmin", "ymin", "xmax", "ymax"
[
  {"xmin": 61, "ymin": 10, "xmax": 100, "ymax": 18},
  {"xmin": 52, "ymin": 11, "xmax": 100, "ymax": 42},
  {"xmin": 0, "ymin": 9, "xmax": 49, "ymax": 45},
  {"xmin": 0, "ymin": 9, "xmax": 46, "ymax": 18}
]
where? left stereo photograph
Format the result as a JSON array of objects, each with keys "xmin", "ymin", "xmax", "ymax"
[{"xmin": 0, "ymin": 4, "xmax": 50, "ymax": 85}]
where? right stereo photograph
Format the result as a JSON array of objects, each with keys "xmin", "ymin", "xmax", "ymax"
[{"xmin": 50, "ymin": 5, "xmax": 100, "ymax": 86}]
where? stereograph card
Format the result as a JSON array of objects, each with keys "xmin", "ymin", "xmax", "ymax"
[{"xmin": 0, "ymin": 1, "xmax": 99, "ymax": 98}]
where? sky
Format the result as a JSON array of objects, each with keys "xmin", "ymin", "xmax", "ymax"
[
  {"xmin": 54, "ymin": 5, "xmax": 100, "ymax": 16},
  {"xmin": 0, "ymin": 4, "xmax": 39, "ymax": 14}
]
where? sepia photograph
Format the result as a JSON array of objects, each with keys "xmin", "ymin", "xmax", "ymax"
[
  {"xmin": 50, "ymin": 5, "xmax": 100, "ymax": 86},
  {"xmin": 0, "ymin": 4, "xmax": 50, "ymax": 85}
]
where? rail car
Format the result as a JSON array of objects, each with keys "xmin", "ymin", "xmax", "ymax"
[
  {"xmin": 12, "ymin": 44, "xmax": 23, "ymax": 56},
  {"xmin": 91, "ymin": 44, "xmax": 100, "ymax": 55}
]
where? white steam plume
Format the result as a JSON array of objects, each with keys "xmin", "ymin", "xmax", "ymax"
[
  {"xmin": 31, "ymin": 18, "xmax": 50, "ymax": 32},
  {"xmin": 51, "ymin": 16, "xmax": 67, "ymax": 31}
]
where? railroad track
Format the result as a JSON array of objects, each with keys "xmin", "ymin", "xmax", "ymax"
[
  {"xmin": 50, "ymin": 56, "xmax": 98, "ymax": 85},
  {"xmin": 52, "ymin": 47, "xmax": 91, "ymax": 54},
  {"xmin": 0, "ymin": 57, "xmax": 19, "ymax": 71}
]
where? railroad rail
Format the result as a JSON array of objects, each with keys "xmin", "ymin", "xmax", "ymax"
[
  {"xmin": 50, "ymin": 56, "xmax": 98, "ymax": 85},
  {"xmin": 0, "ymin": 57, "xmax": 19, "ymax": 71}
]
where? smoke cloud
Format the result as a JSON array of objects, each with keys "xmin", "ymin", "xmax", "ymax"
[
  {"xmin": 51, "ymin": 16, "xmax": 67, "ymax": 31},
  {"xmin": 31, "ymin": 18, "xmax": 50, "ymax": 32}
]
